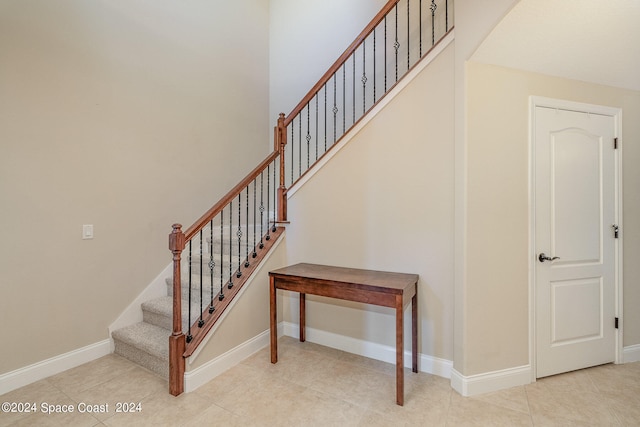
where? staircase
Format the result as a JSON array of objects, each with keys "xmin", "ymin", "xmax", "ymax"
[
  {"xmin": 111, "ymin": 223, "xmax": 269, "ymax": 379},
  {"xmin": 110, "ymin": 0, "xmax": 453, "ymax": 395}
]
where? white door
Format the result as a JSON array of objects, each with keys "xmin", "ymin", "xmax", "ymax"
[{"xmin": 534, "ymin": 104, "xmax": 618, "ymax": 378}]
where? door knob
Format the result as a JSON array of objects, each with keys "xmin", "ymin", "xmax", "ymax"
[{"xmin": 538, "ymin": 253, "xmax": 560, "ymax": 263}]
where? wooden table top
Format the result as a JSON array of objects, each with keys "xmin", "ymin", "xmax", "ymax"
[{"xmin": 269, "ymin": 263, "xmax": 418, "ymax": 295}]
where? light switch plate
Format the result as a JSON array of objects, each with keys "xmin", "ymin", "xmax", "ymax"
[{"xmin": 82, "ymin": 224, "xmax": 94, "ymax": 240}]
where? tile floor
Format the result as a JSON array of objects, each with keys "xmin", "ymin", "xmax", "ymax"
[{"xmin": 1, "ymin": 336, "xmax": 639, "ymax": 426}]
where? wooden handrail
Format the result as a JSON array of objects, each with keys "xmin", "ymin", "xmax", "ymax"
[
  {"xmin": 184, "ymin": 150, "xmax": 280, "ymax": 241},
  {"xmin": 284, "ymin": 0, "xmax": 401, "ymax": 127}
]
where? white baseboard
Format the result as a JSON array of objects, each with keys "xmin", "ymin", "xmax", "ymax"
[
  {"xmin": 623, "ymin": 344, "xmax": 640, "ymax": 363},
  {"xmin": 281, "ymin": 321, "xmax": 453, "ymax": 379},
  {"xmin": 447, "ymin": 344, "xmax": 640, "ymax": 397},
  {"xmin": 450, "ymin": 364, "xmax": 532, "ymax": 397},
  {"xmin": 184, "ymin": 324, "xmax": 284, "ymax": 393},
  {"xmin": 0, "ymin": 340, "xmax": 112, "ymax": 396}
]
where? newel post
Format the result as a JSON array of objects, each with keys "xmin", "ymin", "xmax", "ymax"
[
  {"xmin": 276, "ymin": 113, "xmax": 288, "ymax": 223},
  {"xmin": 168, "ymin": 224, "xmax": 185, "ymax": 396}
]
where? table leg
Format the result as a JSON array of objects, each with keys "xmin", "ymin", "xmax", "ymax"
[
  {"xmin": 396, "ymin": 294, "xmax": 404, "ymax": 406},
  {"xmin": 300, "ymin": 293, "xmax": 306, "ymax": 342},
  {"xmin": 412, "ymin": 286, "xmax": 418, "ymax": 373},
  {"xmin": 270, "ymin": 276, "xmax": 278, "ymax": 364}
]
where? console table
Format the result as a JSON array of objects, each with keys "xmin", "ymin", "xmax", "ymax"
[{"xmin": 269, "ymin": 263, "xmax": 418, "ymax": 406}]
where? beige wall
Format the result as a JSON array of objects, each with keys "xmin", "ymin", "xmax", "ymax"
[
  {"xmin": 465, "ymin": 61, "xmax": 640, "ymax": 375},
  {"xmin": 269, "ymin": 0, "xmax": 387, "ymax": 124},
  {"xmin": 283, "ymin": 43, "xmax": 455, "ymax": 360},
  {"xmin": 452, "ymin": 0, "xmax": 521, "ymax": 375},
  {"xmin": 0, "ymin": 0, "xmax": 270, "ymax": 375}
]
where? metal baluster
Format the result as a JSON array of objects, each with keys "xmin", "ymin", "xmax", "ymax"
[
  {"xmin": 266, "ymin": 164, "xmax": 271, "ymax": 241},
  {"xmin": 362, "ymin": 40, "xmax": 366, "ymax": 115},
  {"xmin": 352, "ymin": 52, "xmax": 356, "ymax": 125},
  {"xmin": 290, "ymin": 120, "xmax": 294, "ymax": 186},
  {"xmin": 252, "ymin": 179, "xmax": 257, "ymax": 258},
  {"xmin": 420, "ymin": 0, "xmax": 423, "ymax": 57},
  {"xmin": 245, "ymin": 185, "xmax": 250, "ymax": 267},
  {"xmin": 373, "ymin": 27, "xmax": 377, "ymax": 103},
  {"xmin": 306, "ymin": 102, "xmax": 310, "ymax": 169},
  {"xmin": 324, "ymin": 85, "xmax": 327, "ymax": 151},
  {"xmin": 298, "ymin": 114, "xmax": 302, "ymax": 179},
  {"xmin": 187, "ymin": 239, "xmax": 192, "ymax": 343},
  {"xmin": 228, "ymin": 200, "xmax": 233, "ymax": 289},
  {"xmin": 259, "ymin": 171, "xmax": 264, "ymax": 249},
  {"xmin": 333, "ymin": 73, "xmax": 337, "ymax": 143},
  {"xmin": 408, "ymin": 0, "xmax": 411, "ymax": 70},
  {"xmin": 198, "ymin": 230, "xmax": 204, "ymax": 327},
  {"xmin": 237, "ymin": 193, "xmax": 242, "ymax": 278},
  {"xmin": 342, "ymin": 63, "xmax": 346, "ymax": 136},
  {"xmin": 431, "ymin": 0, "xmax": 437, "ymax": 46},
  {"xmin": 446, "ymin": 0, "xmax": 448, "ymax": 31},
  {"xmin": 209, "ymin": 219, "xmax": 214, "ymax": 313},
  {"xmin": 272, "ymin": 159, "xmax": 277, "ymax": 232},
  {"xmin": 395, "ymin": 4, "xmax": 399, "ymax": 82},
  {"xmin": 315, "ymin": 93, "xmax": 318, "ymax": 161},
  {"xmin": 219, "ymin": 207, "xmax": 224, "ymax": 301},
  {"xmin": 384, "ymin": 15, "xmax": 388, "ymax": 92}
]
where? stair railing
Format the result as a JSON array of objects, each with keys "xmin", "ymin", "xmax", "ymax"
[
  {"xmin": 168, "ymin": 140, "xmax": 285, "ymax": 395},
  {"xmin": 169, "ymin": 0, "xmax": 453, "ymax": 396},
  {"xmin": 276, "ymin": 0, "xmax": 452, "ymax": 215}
]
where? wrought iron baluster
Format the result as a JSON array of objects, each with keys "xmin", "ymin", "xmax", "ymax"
[
  {"xmin": 252, "ymin": 179, "xmax": 257, "ymax": 258},
  {"xmin": 352, "ymin": 52, "xmax": 356, "ymax": 125},
  {"xmin": 209, "ymin": 219, "xmax": 214, "ymax": 313},
  {"xmin": 266, "ymin": 164, "xmax": 271, "ymax": 241},
  {"xmin": 384, "ymin": 15, "xmax": 388, "ymax": 92},
  {"xmin": 446, "ymin": 0, "xmax": 449, "ymax": 31},
  {"xmin": 290, "ymin": 120, "xmax": 294, "ymax": 186},
  {"xmin": 272, "ymin": 159, "xmax": 277, "ymax": 232},
  {"xmin": 431, "ymin": 0, "xmax": 437, "ymax": 46},
  {"xmin": 373, "ymin": 27, "xmax": 377, "ymax": 103},
  {"xmin": 228, "ymin": 200, "xmax": 233, "ymax": 289},
  {"xmin": 306, "ymin": 102, "xmax": 311, "ymax": 169},
  {"xmin": 408, "ymin": 0, "xmax": 411, "ymax": 70},
  {"xmin": 420, "ymin": 0, "xmax": 423, "ymax": 57},
  {"xmin": 298, "ymin": 114, "xmax": 302, "ymax": 179},
  {"xmin": 395, "ymin": 4, "xmax": 399, "ymax": 82},
  {"xmin": 219, "ymin": 207, "xmax": 224, "ymax": 301},
  {"xmin": 198, "ymin": 230, "xmax": 204, "ymax": 327},
  {"xmin": 245, "ymin": 185, "xmax": 250, "ymax": 267},
  {"xmin": 332, "ymin": 73, "xmax": 337, "ymax": 143},
  {"xmin": 324, "ymin": 85, "xmax": 327, "ymax": 151},
  {"xmin": 237, "ymin": 192, "xmax": 242, "ymax": 278},
  {"xmin": 342, "ymin": 63, "xmax": 346, "ymax": 136},
  {"xmin": 187, "ymin": 239, "xmax": 192, "ymax": 343},
  {"xmin": 362, "ymin": 39, "xmax": 367, "ymax": 115},
  {"xmin": 259, "ymin": 171, "xmax": 264, "ymax": 249},
  {"xmin": 315, "ymin": 93, "xmax": 318, "ymax": 161}
]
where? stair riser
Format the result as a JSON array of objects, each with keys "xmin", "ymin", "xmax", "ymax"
[
  {"xmin": 143, "ymin": 303, "xmax": 213, "ymax": 332},
  {"xmin": 113, "ymin": 339, "xmax": 168, "ymax": 379}
]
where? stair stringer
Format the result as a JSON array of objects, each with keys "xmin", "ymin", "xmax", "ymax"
[
  {"xmin": 286, "ymin": 30, "xmax": 454, "ymax": 200},
  {"xmin": 182, "ymin": 229, "xmax": 287, "ymax": 392}
]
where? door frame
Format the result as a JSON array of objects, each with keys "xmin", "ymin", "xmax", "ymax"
[{"xmin": 528, "ymin": 96, "xmax": 623, "ymax": 382}]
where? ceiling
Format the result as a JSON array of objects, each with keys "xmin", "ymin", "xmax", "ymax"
[{"xmin": 471, "ymin": 0, "xmax": 640, "ymax": 91}]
